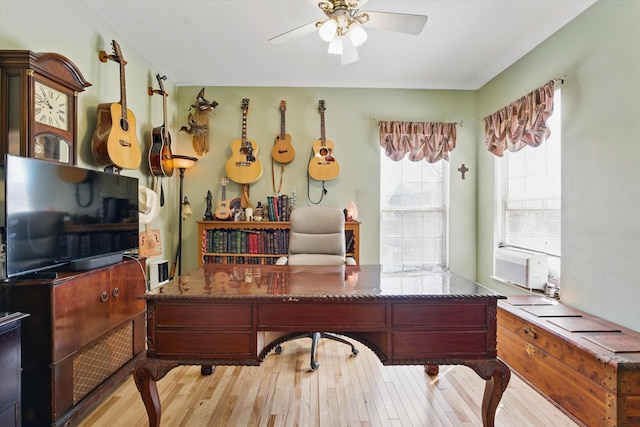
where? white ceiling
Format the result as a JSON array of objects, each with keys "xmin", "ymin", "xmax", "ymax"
[{"xmin": 83, "ymin": 0, "xmax": 595, "ymax": 90}]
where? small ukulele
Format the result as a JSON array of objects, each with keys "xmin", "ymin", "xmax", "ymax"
[
  {"xmin": 92, "ymin": 40, "xmax": 142, "ymax": 170},
  {"xmin": 308, "ymin": 100, "xmax": 339, "ymax": 181},
  {"xmin": 214, "ymin": 177, "xmax": 231, "ymax": 220},
  {"xmin": 225, "ymin": 98, "xmax": 263, "ymax": 184},
  {"xmin": 271, "ymin": 100, "xmax": 294, "ymax": 164},
  {"xmin": 148, "ymin": 73, "xmax": 174, "ymax": 177}
]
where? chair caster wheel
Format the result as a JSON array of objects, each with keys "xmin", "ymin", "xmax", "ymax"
[
  {"xmin": 275, "ymin": 345, "xmax": 283, "ymax": 354},
  {"xmin": 310, "ymin": 361, "xmax": 319, "ymax": 371}
]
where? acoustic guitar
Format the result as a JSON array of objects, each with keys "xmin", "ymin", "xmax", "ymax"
[
  {"xmin": 225, "ymin": 98, "xmax": 263, "ymax": 184},
  {"xmin": 308, "ymin": 100, "xmax": 340, "ymax": 181},
  {"xmin": 91, "ymin": 40, "xmax": 142, "ymax": 170},
  {"xmin": 271, "ymin": 100, "xmax": 294, "ymax": 164},
  {"xmin": 214, "ymin": 177, "xmax": 231, "ymax": 220},
  {"xmin": 148, "ymin": 73, "xmax": 174, "ymax": 177}
]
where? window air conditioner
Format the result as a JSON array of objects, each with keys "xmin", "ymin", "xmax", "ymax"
[{"xmin": 494, "ymin": 248, "xmax": 548, "ymax": 291}]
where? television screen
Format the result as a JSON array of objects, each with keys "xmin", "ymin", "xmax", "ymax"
[{"xmin": 2, "ymin": 155, "xmax": 139, "ymax": 278}]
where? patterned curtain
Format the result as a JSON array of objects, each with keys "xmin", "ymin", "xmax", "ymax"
[
  {"xmin": 378, "ymin": 121, "xmax": 457, "ymax": 163},
  {"xmin": 483, "ymin": 81, "xmax": 555, "ymax": 157}
]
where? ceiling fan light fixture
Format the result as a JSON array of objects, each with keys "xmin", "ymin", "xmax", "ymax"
[
  {"xmin": 328, "ymin": 36, "xmax": 344, "ymax": 55},
  {"xmin": 348, "ymin": 22, "xmax": 367, "ymax": 47},
  {"xmin": 318, "ymin": 18, "xmax": 338, "ymax": 42}
]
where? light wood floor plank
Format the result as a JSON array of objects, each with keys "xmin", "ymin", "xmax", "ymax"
[{"xmin": 78, "ymin": 338, "xmax": 578, "ymax": 426}]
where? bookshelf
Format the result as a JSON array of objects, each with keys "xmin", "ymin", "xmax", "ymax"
[{"xmin": 197, "ymin": 220, "xmax": 360, "ymax": 265}]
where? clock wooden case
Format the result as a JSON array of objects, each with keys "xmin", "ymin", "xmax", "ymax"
[{"xmin": 0, "ymin": 50, "xmax": 91, "ymax": 165}]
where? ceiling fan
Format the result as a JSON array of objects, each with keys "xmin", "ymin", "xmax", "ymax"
[{"xmin": 268, "ymin": 0, "xmax": 428, "ymax": 65}]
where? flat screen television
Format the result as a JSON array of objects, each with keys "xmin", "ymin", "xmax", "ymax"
[{"xmin": 1, "ymin": 154, "xmax": 139, "ymax": 279}]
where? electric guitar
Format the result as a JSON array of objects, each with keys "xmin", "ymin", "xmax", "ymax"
[
  {"xmin": 308, "ymin": 100, "xmax": 339, "ymax": 181},
  {"xmin": 271, "ymin": 100, "xmax": 295, "ymax": 164},
  {"xmin": 148, "ymin": 73, "xmax": 174, "ymax": 177},
  {"xmin": 214, "ymin": 177, "xmax": 231, "ymax": 220},
  {"xmin": 91, "ymin": 40, "xmax": 142, "ymax": 170},
  {"xmin": 225, "ymin": 98, "xmax": 263, "ymax": 184}
]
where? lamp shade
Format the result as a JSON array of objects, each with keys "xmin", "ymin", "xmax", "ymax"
[
  {"xmin": 181, "ymin": 196, "xmax": 193, "ymax": 218},
  {"xmin": 349, "ymin": 22, "xmax": 367, "ymax": 47},
  {"xmin": 318, "ymin": 19, "xmax": 338, "ymax": 42},
  {"xmin": 173, "ymin": 154, "xmax": 198, "ymax": 170},
  {"xmin": 328, "ymin": 36, "xmax": 343, "ymax": 55}
]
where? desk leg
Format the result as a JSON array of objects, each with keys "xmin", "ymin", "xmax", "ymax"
[
  {"xmin": 466, "ymin": 359, "xmax": 511, "ymax": 427},
  {"xmin": 134, "ymin": 359, "xmax": 180, "ymax": 427}
]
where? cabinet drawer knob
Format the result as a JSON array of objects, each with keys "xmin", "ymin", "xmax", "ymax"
[
  {"xmin": 100, "ymin": 292, "xmax": 109, "ymax": 302},
  {"xmin": 523, "ymin": 325, "xmax": 537, "ymax": 339},
  {"xmin": 113, "ymin": 287, "xmax": 120, "ymax": 298}
]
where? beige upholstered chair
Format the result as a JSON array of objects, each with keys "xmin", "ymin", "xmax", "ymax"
[{"xmin": 275, "ymin": 206, "xmax": 358, "ymax": 370}]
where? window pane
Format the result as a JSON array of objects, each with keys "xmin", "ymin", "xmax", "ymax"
[
  {"xmin": 500, "ymin": 89, "xmax": 561, "ymax": 262},
  {"xmin": 380, "ymin": 152, "xmax": 447, "ymax": 267}
]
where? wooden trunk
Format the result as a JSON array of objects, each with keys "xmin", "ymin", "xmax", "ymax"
[{"xmin": 497, "ymin": 296, "xmax": 640, "ymax": 427}]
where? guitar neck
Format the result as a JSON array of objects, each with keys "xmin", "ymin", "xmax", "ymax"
[
  {"xmin": 320, "ymin": 111, "xmax": 326, "ymax": 147},
  {"xmin": 221, "ymin": 184, "xmax": 226, "ymax": 200},
  {"xmin": 280, "ymin": 109, "xmax": 286, "ymax": 139},
  {"xmin": 242, "ymin": 112, "xmax": 248, "ymax": 146},
  {"xmin": 119, "ymin": 59, "xmax": 127, "ymax": 117},
  {"xmin": 162, "ymin": 91, "xmax": 168, "ymax": 129}
]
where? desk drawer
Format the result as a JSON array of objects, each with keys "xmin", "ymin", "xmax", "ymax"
[
  {"xmin": 257, "ymin": 303, "xmax": 386, "ymax": 330},
  {"xmin": 155, "ymin": 331, "xmax": 254, "ymax": 358},
  {"xmin": 392, "ymin": 303, "xmax": 487, "ymax": 328},
  {"xmin": 155, "ymin": 303, "xmax": 252, "ymax": 328}
]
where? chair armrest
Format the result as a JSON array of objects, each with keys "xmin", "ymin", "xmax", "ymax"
[{"xmin": 275, "ymin": 256, "xmax": 289, "ymax": 265}]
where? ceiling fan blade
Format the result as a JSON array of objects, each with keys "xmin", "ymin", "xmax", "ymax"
[
  {"xmin": 268, "ymin": 21, "xmax": 318, "ymax": 46},
  {"xmin": 364, "ymin": 11, "xmax": 428, "ymax": 35},
  {"xmin": 341, "ymin": 37, "xmax": 359, "ymax": 65}
]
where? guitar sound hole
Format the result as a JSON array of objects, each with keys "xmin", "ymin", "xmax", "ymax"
[
  {"xmin": 319, "ymin": 148, "xmax": 329, "ymax": 156},
  {"xmin": 120, "ymin": 118, "xmax": 129, "ymax": 132}
]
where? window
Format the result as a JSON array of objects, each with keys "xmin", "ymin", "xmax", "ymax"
[
  {"xmin": 380, "ymin": 154, "xmax": 448, "ymax": 267},
  {"xmin": 498, "ymin": 89, "xmax": 561, "ymax": 277}
]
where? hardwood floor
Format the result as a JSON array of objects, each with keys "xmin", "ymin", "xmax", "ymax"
[{"xmin": 78, "ymin": 338, "xmax": 578, "ymax": 426}]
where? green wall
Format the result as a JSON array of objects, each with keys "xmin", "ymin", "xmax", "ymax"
[
  {"xmin": 476, "ymin": 0, "xmax": 640, "ymax": 330},
  {"xmin": 173, "ymin": 87, "xmax": 477, "ymax": 274}
]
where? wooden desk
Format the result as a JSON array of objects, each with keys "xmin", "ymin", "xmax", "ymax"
[{"xmin": 135, "ymin": 265, "xmax": 510, "ymax": 427}]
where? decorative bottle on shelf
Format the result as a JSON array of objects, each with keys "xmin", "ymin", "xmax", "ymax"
[{"xmin": 254, "ymin": 202, "xmax": 264, "ymax": 222}]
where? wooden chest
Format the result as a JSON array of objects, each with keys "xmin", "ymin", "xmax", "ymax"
[{"xmin": 498, "ymin": 296, "xmax": 640, "ymax": 427}]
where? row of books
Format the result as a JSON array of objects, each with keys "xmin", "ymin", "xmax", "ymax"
[
  {"xmin": 203, "ymin": 228, "xmax": 289, "ymax": 255},
  {"xmin": 265, "ymin": 194, "xmax": 293, "ymax": 222},
  {"xmin": 203, "ymin": 255, "xmax": 281, "ymax": 265}
]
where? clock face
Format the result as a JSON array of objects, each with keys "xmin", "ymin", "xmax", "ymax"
[{"xmin": 34, "ymin": 80, "xmax": 69, "ymax": 131}]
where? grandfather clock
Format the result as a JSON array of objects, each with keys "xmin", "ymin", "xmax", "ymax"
[{"xmin": 0, "ymin": 50, "xmax": 91, "ymax": 165}]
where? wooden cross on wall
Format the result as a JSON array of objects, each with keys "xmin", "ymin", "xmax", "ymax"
[{"xmin": 458, "ymin": 164, "xmax": 469, "ymax": 180}]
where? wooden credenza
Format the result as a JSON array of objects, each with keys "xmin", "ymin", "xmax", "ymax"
[
  {"xmin": 0, "ymin": 258, "xmax": 146, "ymax": 427},
  {"xmin": 197, "ymin": 220, "xmax": 360, "ymax": 265},
  {"xmin": 498, "ymin": 296, "xmax": 640, "ymax": 426}
]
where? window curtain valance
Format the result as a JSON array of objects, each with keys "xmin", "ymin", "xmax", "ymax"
[
  {"xmin": 483, "ymin": 81, "xmax": 555, "ymax": 157},
  {"xmin": 378, "ymin": 121, "xmax": 457, "ymax": 163}
]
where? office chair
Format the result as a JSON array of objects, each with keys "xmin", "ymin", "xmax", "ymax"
[{"xmin": 275, "ymin": 206, "xmax": 358, "ymax": 371}]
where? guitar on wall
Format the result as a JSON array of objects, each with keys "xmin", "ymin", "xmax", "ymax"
[
  {"xmin": 91, "ymin": 39, "xmax": 142, "ymax": 170},
  {"xmin": 308, "ymin": 100, "xmax": 340, "ymax": 181},
  {"xmin": 214, "ymin": 177, "xmax": 231, "ymax": 220},
  {"xmin": 271, "ymin": 100, "xmax": 294, "ymax": 164},
  {"xmin": 148, "ymin": 73, "xmax": 174, "ymax": 178},
  {"xmin": 225, "ymin": 98, "xmax": 263, "ymax": 184}
]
